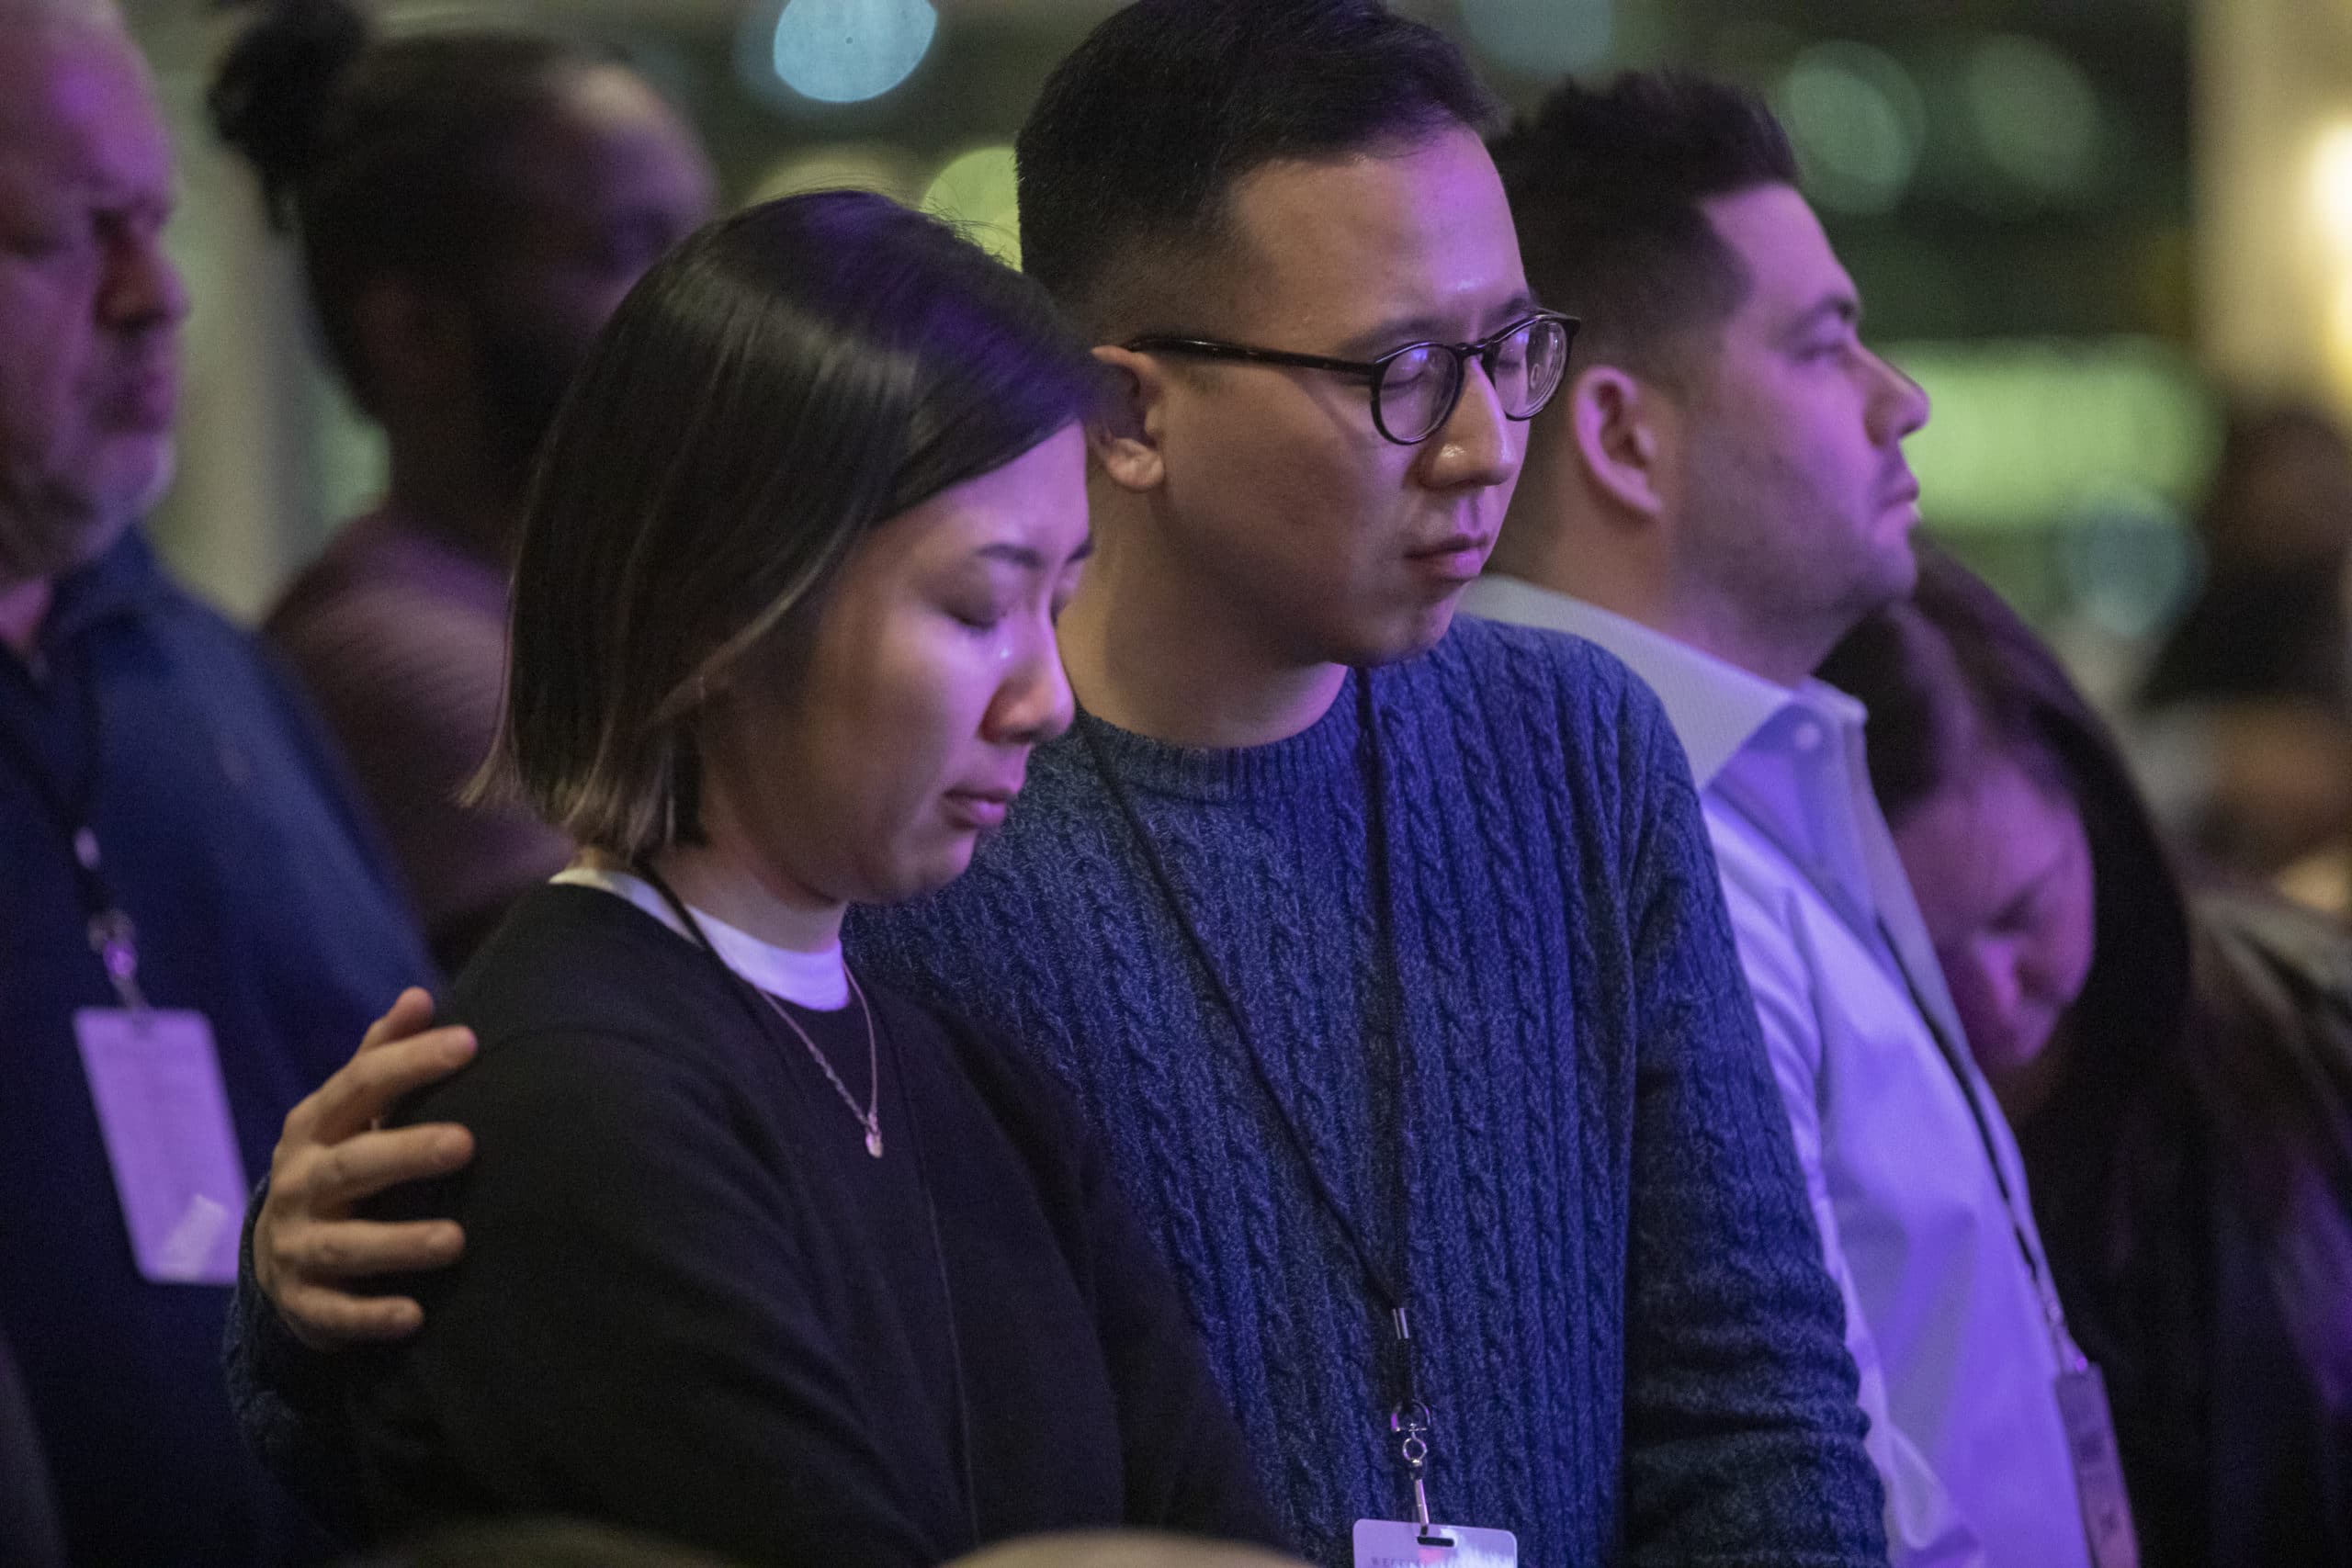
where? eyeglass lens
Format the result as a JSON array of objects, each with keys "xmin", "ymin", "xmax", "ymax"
[{"xmin": 1375, "ymin": 316, "xmax": 1572, "ymax": 443}]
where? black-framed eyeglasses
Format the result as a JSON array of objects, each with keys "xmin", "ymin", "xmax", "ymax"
[{"xmin": 1125, "ymin": 310, "xmax": 1577, "ymax": 446}]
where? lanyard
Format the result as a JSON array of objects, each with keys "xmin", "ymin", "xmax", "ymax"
[
  {"xmin": 1080, "ymin": 672, "xmax": 1441, "ymax": 1526},
  {"xmin": 0, "ymin": 653, "xmax": 146, "ymax": 1011},
  {"xmin": 1878, "ymin": 916, "xmax": 2085, "ymax": 1371}
]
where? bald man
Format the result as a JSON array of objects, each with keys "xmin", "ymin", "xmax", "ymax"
[{"xmin": 0, "ymin": 3, "xmax": 433, "ymax": 1561}]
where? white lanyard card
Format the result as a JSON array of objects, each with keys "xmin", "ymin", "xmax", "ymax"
[
  {"xmin": 72, "ymin": 1007, "xmax": 245, "ymax": 1285},
  {"xmin": 2056, "ymin": 1363, "xmax": 2141, "ymax": 1568},
  {"xmin": 1353, "ymin": 1519, "xmax": 1516, "ymax": 1568}
]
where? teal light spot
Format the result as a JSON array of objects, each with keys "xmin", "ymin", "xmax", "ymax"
[{"xmin": 772, "ymin": 0, "xmax": 936, "ymax": 106}]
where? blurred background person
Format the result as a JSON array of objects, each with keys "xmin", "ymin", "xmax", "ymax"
[
  {"xmin": 2138, "ymin": 403, "xmax": 2352, "ymax": 904},
  {"xmin": 0, "ymin": 0, "xmax": 435, "ymax": 1562},
  {"xmin": 1821, "ymin": 547, "xmax": 2352, "ymax": 1568},
  {"xmin": 209, "ymin": 0, "xmax": 717, "ymax": 970}
]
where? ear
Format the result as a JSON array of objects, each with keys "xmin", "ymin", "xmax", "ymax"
[
  {"xmin": 1084, "ymin": 344, "xmax": 1169, "ymax": 495},
  {"xmin": 1568, "ymin": 364, "xmax": 1670, "ymax": 522},
  {"xmin": 350, "ymin": 276, "xmax": 472, "ymax": 403}
]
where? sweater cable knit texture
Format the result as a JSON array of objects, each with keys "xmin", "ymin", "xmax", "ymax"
[{"xmin": 848, "ymin": 616, "xmax": 1886, "ymax": 1568}]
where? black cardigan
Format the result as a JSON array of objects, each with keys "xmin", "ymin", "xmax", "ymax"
[{"xmin": 345, "ymin": 885, "xmax": 1287, "ymax": 1563}]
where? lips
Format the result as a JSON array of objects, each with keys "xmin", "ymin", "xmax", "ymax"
[
  {"xmin": 942, "ymin": 780, "xmax": 1022, "ymax": 832},
  {"xmin": 1405, "ymin": 533, "xmax": 1496, "ymax": 583}
]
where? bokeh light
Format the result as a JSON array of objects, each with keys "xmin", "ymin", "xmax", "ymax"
[
  {"xmin": 1774, "ymin": 42, "xmax": 1926, "ymax": 216},
  {"xmin": 922, "ymin": 145, "xmax": 1021, "ymax": 269},
  {"xmin": 2057, "ymin": 493, "xmax": 2198, "ymax": 641},
  {"xmin": 1896, "ymin": 336, "xmax": 2217, "ymax": 532},
  {"xmin": 1962, "ymin": 35, "xmax": 2104, "ymax": 207},
  {"xmin": 768, "ymin": 0, "xmax": 937, "ymax": 105},
  {"xmin": 2312, "ymin": 124, "xmax": 2352, "ymax": 255},
  {"xmin": 1460, "ymin": 0, "xmax": 1611, "ymax": 77}
]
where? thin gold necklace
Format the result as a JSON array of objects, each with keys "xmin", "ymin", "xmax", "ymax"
[
  {"xmin": 753, "ymin": 969, "xmax": 883, "ymax": 1158},
  {"xmin": 634, "ymin": 862, "xmax": 886, "ymax": 1159}
]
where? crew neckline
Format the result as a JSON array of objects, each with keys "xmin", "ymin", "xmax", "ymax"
[
  {"xmin": 1064, "ymin": 669, "xmax": 1367, "ymax": 803},
  {"xmin": 551, "ymin": 866, "xmax": 850, "ymax": 1012}
]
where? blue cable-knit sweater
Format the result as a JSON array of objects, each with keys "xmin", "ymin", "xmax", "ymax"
[
  {"xmin": 846, "ymin": 618, "xmax": 1885, "ymax": 1567},
  {"xmin": 227, "ymin": 617, "xmax": 1884, "ymax": 1566}
]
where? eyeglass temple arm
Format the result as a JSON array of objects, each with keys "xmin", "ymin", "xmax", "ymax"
[{"xmin": 1123, "ymin": 338, "xmax": 1382, "ymax": 377}]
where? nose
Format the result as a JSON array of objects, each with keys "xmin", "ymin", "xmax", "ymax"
[
  {"xmin": 1980, "ymin": 943, "xmax": 2030, "ymax": 1030},
  {"xmin": 1867, "ymin": 346, "xmax": 1929, "ymax": 446},
  {"xmin": 101, "ymin": 225, "xmax": 188, "ymax": 335},
  {"xmin": 1416, "ymin": 357, "xmax": 1518, "ymax": 492},
  {"xmin": 985, "ymin": 628, "xmax": 1076, "ymax": 747},
  {"xmin": 2014, "ymin": 934, "xmax": 2082, "ymax": 1014}
]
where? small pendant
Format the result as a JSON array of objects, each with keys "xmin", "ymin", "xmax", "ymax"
[{"xmin": 865, "ymin": 1124, "xmax": 884, "ymax": 1159}]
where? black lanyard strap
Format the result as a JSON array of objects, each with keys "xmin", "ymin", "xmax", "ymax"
[
  {"xmin": 0, "ymin": 657, "xmax": 144, "ymax": 1009},
  {"xmin": 1079, "ymin": 672, "xmax": 1439, "ymax": 1518},
  {"xmin": 1878, "ymin": 916, "xmax": 2082, "ymax": 1367}
]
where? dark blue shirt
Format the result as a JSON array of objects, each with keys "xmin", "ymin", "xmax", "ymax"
[{"xmin": 0, "ymin": 534, "xmax": 433, "ymax": 1566}]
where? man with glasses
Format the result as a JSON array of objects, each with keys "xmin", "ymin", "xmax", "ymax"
[{"xmin": 235, "ymin": 5, "xmax": 1887, "ymax": 1563}]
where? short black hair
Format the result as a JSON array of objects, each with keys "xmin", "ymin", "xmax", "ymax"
[
  {"xmin": 208, "ymin": 0, "xmax": 602, "ymax": 406},
  {"xmin": 492, "ymin": 191, "xmax": 1102, "ymax": 859},
  {"xmin": 1014, "ymin": 0, "xmax": 1498, "ymax": 334},
  {"xmin": 1490, "ymin": 71, "xmax": 1797, "ymax": 377}
]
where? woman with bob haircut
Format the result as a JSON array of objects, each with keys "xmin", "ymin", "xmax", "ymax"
[
  {"xmin": 247, "ymin": 190, "xmax": 1289, "ymax": 1564},
  {"xmin": 1818, "ymin": 548, "xmax": 2352, "ymax": 1568}
]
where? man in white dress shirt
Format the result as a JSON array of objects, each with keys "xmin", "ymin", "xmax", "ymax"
[{"xmin": 1469, "ymin": 72, "xmax": 2131, "ymax": 1568}]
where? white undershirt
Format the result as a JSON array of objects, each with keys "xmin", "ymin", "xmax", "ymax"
[{"xmin": 550, "ymin": 866, "xmax": 851, "ymax": 1011}]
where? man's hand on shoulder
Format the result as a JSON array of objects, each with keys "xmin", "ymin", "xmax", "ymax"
[{"xmin": 256, "ymin": 987, "xmax": 477, "ymax": 1349}]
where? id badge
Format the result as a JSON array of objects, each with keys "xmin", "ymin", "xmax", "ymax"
[
  {"xmin": 1353, "ymin": 1519, "xmax": 1517, "ymax": 1567},
  {"xmin": 72, "ymin": 1008, "xmax": 246, "ymax": 1286},
  {"xmin": 2055, "ymin": 1365, "xmax": 2141, "ymax": 1568}
]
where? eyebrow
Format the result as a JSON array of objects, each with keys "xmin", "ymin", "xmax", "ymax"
[
  {"xmin": 978, "ymin": 536, "xmax": 1095, "ymax": 572},
  {"xmin": 1335, "ymin": 290, "xmax": 1544, "ymax": 357}
]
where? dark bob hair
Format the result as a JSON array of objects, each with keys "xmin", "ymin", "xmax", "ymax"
[{"xmin": 486, "ymin": 190, "xmax": 1102, "ymax": 858}]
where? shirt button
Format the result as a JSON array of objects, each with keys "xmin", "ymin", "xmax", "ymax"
[{"xmin": 1792, "ymin": 719, "xmax": 1825, "ymax": 753}]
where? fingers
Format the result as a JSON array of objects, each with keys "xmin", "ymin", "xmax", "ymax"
[
  {"xmin": 296, "ymin": 1122, "xmax": 475, "ymax": 1213},
  {"xmin": 284, "ymin": 1022, "xmax": 477, "ymax": 1148},
  {"xmin": 269, "ymin": 1214, "xmax": 466, "ymax": 1285},
  {"xmin": 275, "ymin": 1284, "xmax": 429, "ymax": 1352},
  {"xmin": 357, "ymin": 987, "xmax": 438, "ymax": 1055}
]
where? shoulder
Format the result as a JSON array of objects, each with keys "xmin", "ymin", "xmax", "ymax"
[
  {"xmin": 1400, "ymin": 613, "xmax": 1688, "ymax": 814},
  {"xmin": 1430, "ymin": 609, "xmax": 1643, "ymax": 703},
  {"xmin": 448, "ymin": 886, "xmax": 732, "ymax": 1068},
  {"xmin": 270, "ymin": 555, "xmax": 504, "ymax": 707}
]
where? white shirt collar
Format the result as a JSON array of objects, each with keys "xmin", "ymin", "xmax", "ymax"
[{"xmin": 1458, "ymin": 574, "xmax": 1866, "ymax": 786}]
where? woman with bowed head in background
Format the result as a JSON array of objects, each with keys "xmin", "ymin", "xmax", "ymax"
[
  {"xmin": 232, "ymin": 190, "xmax": 1290, "ymax": 1565},
  {"xmin": 1818, "ymin": 547, "xmax": 2352, "ymax": 1568}
]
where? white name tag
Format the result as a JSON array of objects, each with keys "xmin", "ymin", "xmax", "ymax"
[
  {"xmin": 2056, "ymin": 1365, "xmax": 2141, "ymax": 1568},
  {"xmin": 72, "ymin": 1008, "xmax": 245, "ymax": 1286},
  {"xmin": 1353, "ymin": 1518, "xmax": 1517, "ymax": 1567}
]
